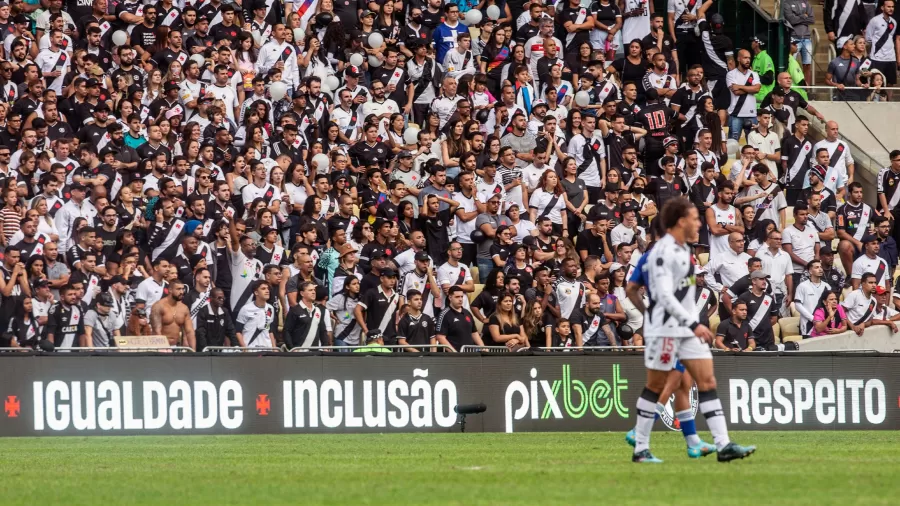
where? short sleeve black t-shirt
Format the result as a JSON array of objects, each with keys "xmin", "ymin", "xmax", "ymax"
[
  {"xmin": 436, "ymin": 307, "xmax": 477, "ymax": 350},
  {"xmin": 559, "ymin": 5, "xmax": 592, "ymax": 50},
  {"xmin": 716, "ymin": 318, "xmax": 753, "ymax": 350},
  {"xmin": 486, "ymin": 313, "xmax": 520, "ymax": 346}
]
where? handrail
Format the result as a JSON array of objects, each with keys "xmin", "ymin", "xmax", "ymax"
[
  {"xmin": 0, "ymin": 347, "xmax": 32, "ymax": 352},
  {"xmin": 289, "ymin": 344, "xmax": 453, "ymax": 352},
  {"xmin": 203, "ymin": 346, "xmax": 285, "ymax": 352},
  {"xmin": 811, "ymin": 28, "xmax": 820, "ymax": 86},
  {"xmin": 536, "ymin": 346, "xmax": 645, "ymax": 350},
  {"xmin": 459, "ymin": 345, "xmax": 521, "ymax": 352},
  {"xmin": 76, "ymin": 347, "xmax": 195, "ymax": 352}
]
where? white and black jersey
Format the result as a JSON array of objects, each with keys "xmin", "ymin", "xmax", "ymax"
[
  {"xmin": 566, "ymin": 133, "xmax": 603, "ymax": 188},
  {"xmin": 836, "ymin": 201, "xmax": 873, "ymax": 242},
  {"xmin": 708, "ymin": 204, "xmax": 738, "ymax": 257},
  {"xmin": 399, "ymin": 269, "xmax": 437, "ymax": 317},
  {"xmin": 227, "ymin": 248, "xmax": 264, "ymax": 313},
  {"xmin": 45, "ymin": 302, "xmax": 84, "ymax": 349},
  {"xmin": 437, "ymin": 261, "xmax": 473, "ymax": 310},
  {"xmin": 555, "ymin": 276, "xmax": 585, "ymax": 319},
  {"xmin": 852, "ymin": 254, "xmax": 890, "ymax": 287},
  {"xmin": 236, "ymin": 301, "xmax": 275, "ymax": 348},
  {"xmin": 695, "ymin": 286, "xmax": 717, "ymax": 327},
  {"xmin": 148, "ymin": 218, "xmax": 186, "ymax": 262},
  {"xmin": 359, "ymin": 286, "xmax": 401, "ymax": 338},
  {"xmin": 669, "ymin": 0, "xmax": 702, "ymax": 33},
  {"xmin": 813, "ymin": 138, "xmax": 854, "ymax": 192},
  {"xmin": 725, "ymin": 68, "xmax": 760, "ymax": 117},
  {"xmin": 182, "ymin": 286, "xmax": 211, "ymax": 327},
  {"xmin": 241, "ymin": 182, "xmax": 281, "ymax": 208},
  {"xmin": 698, "ymin": 18, "xmax": 733, "ymax": 81},
  {"xmin": 781, "ymin": 224, "xmax": 819, "ymax": 273},
  {"xmin": 842, "ymin": 289, "xmax": 877, "ymax": 325},
  {"xmin": 826, "ymin": 0, "xmax": 868, "ymax": 40},
  {"xmin": 780, "ymin": 134, "xmax": 813, "ymax": 188},
  {"xmin": 865, "ymin": 14, "xmax": 897, "ymax": 62},
  {"xmin": 642, "ymin": 233, "xmax": 698, "ymax": 338},
  {"xmin": 134, "ymin": 277, "xmax": 168, "ymax": 313},
  {"xmin": 326, "ymin": 293, "xmax": 362, "ymax": 345},
  {"xmin": 283, "ymin": 302, "xmax": 329, "ymax": 349},
  {"xmin": 794, "ymin": 279, "xmax": 831, "ymax": 335},
  {"xmin": 670, "ymin": 83, "xmax": 710, "ymax": 125},
  {"xmin": 736, "ymin": 290, "xmax": 776, "ymax": 348},
  {"xmin": 878, "ymin": 167, "xmax": 900, "ymax": 212},
  {"xmin": 571, "ymin": 308, "xmax": 612, "ymax": 346}
]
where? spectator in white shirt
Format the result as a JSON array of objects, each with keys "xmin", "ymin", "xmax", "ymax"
[
  {"xmin": 757, "ymin": 228, "xmax": 794, "ymax": 317},
  {"xmin": 842, "ymin": 273, "xmax": 878, "ymax": 335},
  {"xmin": 781, "ymin": 203, "xmax": 820, "ymax": 288},
  {"xmin": 704, "ymin": 232, "xmax": 752, "ymax": 294}
]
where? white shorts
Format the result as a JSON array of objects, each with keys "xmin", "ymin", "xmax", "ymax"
[{"xmin": 644, "ymin": 335, "xmax": 712, "ymax": 371}]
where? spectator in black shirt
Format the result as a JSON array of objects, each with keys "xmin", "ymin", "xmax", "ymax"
[
  {"xmin": 714, "ymin": 299, "xmax": 754, "ymax": 351},
  {"xmin": 435, "ymin": 285, "xmax": 484, "ymax": 352}
]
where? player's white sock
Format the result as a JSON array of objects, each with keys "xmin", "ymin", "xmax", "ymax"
[
  {"xmin": 698, "ymin": 389, "xmax": 730, "ymax": 451},
  {"xmin": 675, "ymin": 409, "xmax": 701, "ymax": 447},
  {"xmin": 634, "ymin": 388, "xmax": 660, "ymax": 453}
]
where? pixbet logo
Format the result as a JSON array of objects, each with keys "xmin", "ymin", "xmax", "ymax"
[{"xmin": 504, "ymin": 365, "xmax": 629, "ymax": 433}]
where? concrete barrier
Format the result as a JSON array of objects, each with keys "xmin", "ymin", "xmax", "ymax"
[{"xmin": 796, "ymin": 325, "xmax": 900, "ymax": 352}]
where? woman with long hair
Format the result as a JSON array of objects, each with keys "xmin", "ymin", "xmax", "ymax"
[
  {"xmin": 747, "ymin": 218, "xmax": 776, "ymax": 256},
  {"xmin": 477, "ymin": 134, "xmax": 502, "ymax": 168},
  {"xmin": 608, "ymin": 40, "xmax": 648, "ymax": 94},
  {"xmin": 300, "ymin": 32, "xmax": 333, "ymax": 79},
  {"xmin": 322, "ymin": 122, "xmax": 346, "ymax": 154},
  {"xmin": 529, "ymin": 169, "xmax": 570, "ymax": 237},
  {"xmin": 321, "ymin": 17, "xmax": 347, "ymax": 71},
  {"xmin": 384, "ymin": 113, "xmax": 407, "ymax": 153},
  {"xmin": 564, "ymin": 109, "xmax": 583, "ymax": 140},
  {"xmin": 7, "ymin": 297, "xmax": 39, "ymax": 348},
  {"xmin": 609, "ymin": 263, "xmax": 627, "ymax": 301},
  {"xmin": 326, "ymin": 275, "xmax": 363, "ymax": 347},
  {"xmin": 522, "ymin": 299, "xmax": 547, "ymax": 349},
  {"xmin": 500, "ymin": 44, "xmax": 526, "ymax": 88},
  {"xmin": 489, "ymin": 224, "xmax": 515, "ymax": 268},
  {"xmin": 235, "ymin": 32, "xmax": 259, "ymax": 91},
  {"xmin": 29, "ymin": 196, "xmax": 59, "ymax": 242},
  {"xmin": 114, "ymin": 186, "xmax": 140, "ymax": 229},
  {"xmin": 479, "ymin": 27, "xmax": 510, "ymax": 98},
  {"xmin": 376, "ymin": 0, "xmax": 400, "ymax": 46},
  {"xmin": 298, "ymin": 195, "xmax": 328, "ymax": 244},
  {"xmin": 566, "ymin": 41, "xmax": 594, "ymax": 88},
  {"xmin": 811, "ymin": 290, "xmax": 849, "ymax": 337},
  {"xmin": 143, "ymin": 69, "xmax": 165, "ymax": 108},
  {"xmin": 471, "ymin": 269, "xmax": 505, "ymax": 324},
  {"xmin": 397, "ymin": 200, "xmax": 415, "ymax": 240},
  {"xmin": 423, "ymin": 111, "xmax": 441, "ymax": 140},
  {"xmin": 504, "ymin": 243, "xmax": 533, "ymax": 288},
  {"xmin": 177, "ymin": 122, "xmax": 202, "ymax": 157},
  {"xmin": 441, "ymin": 119, "xmax": 465, "ymax": 179},
  {"xmin": 560, "ymin": 156, "xmax": 588, "ymax": 234},
  {"xmin": 486, "ymin": 291, "xmax": 528, "ymax": 349},
  {"xmin": 157, "ymin": 118, "xmax": 177, "ymax": 148},
  {"xmin": 163, "ymin": 59, "xmax": 183, "ymax": 83},
  {"xmin": 349, "ymin": 220, "xmax": 374, "ymax": 253}
]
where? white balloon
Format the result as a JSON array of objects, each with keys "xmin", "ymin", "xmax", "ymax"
[
  {"xmin": 349, "ymin": 53, "xmax": 364, "ymax": 67},
  {"xmin": 320, "ymin": 82, "xmax": 332, "ymax": 94},
  {"xmin": 403, "ymin": 126, "xmax": 420, "ymax": 145},
  {"xmin": 574, "ymin": 91, "xmax": 591, "ymax": 107},
  {"xmin": 112, "ymin": 31, "xmax": 128, "ymax": 46},
  {"xmin": 368, "ymin": 55, "xmax": 383, "ymax": 67},
  {"xmin": 269, "ymin": 81, "xmax": 287, "ymax": 101},
  {"xmin": 312, "ymin": 153, "xmax": 331, "ymax": 173},
  {"xmin": 464, "ymin": 9, "xmax": 482, "ymax": 26},
  {"xmin": 293, "ymin": 28, "xmax": 305, "ymax": 42},
  {"xmin": 726, "ymin": 138, "xmax": 741, "ymax": 156},
  {"xmin": 189, "ymin": 54, "xmax": 205, "ymax": 66},
  {"xmin": 324, "ymin": 75, "xmax": 340, "ymax": 90},
  {"xmin": 486, "ymin": 5, "xmax": 501, "ymax": 20},
  {"xmin": 367, "ymin": 32, "xmax": 384, "ymax": 48}
]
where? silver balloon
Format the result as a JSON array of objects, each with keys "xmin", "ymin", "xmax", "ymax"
[
  {"xmin": 293, "ymin": 28, "xmax": 305, "ymax": 42},
  {"xmin": 486, "ymin": 5, "xmax": 501, "ymax": 20},
  {"xmin": 189, "ymin": 54, "xmax": 205, "ymax": 66},
  {"xmin": 574, "ymin": 91, "xmax": 591, "ymax": 107},
  {"xmin": 403, "ymin": 127, "xmax": 420, "ymax": 145},
  {"xmin": 324, "ymin": 75, "xmax": 340, "ymax": 90},
  {"xmin": 367, "ymin": 32, "xmax": 384, "ymax": 48},
  {"xmin": 464, "ymin": 9, "xmax": 482, "ymax": 26},
  {"xmin": 312, "ymin": 153, "xmax": 331, "ymax": 173},
  {"xmin": 320, "ymin": 82, "xmax": 332, "ymax": 94},
  {"xmin": 726, "ymin": 138, "xmax": 741, "ymax": 156},
  {"xmin": 269, "ymin": 81, "xmax": 287, "ymax": 101},
  {"xmin": 112, "ymin": 31, "xmax": 128, "ymax": 46},
  {"xmin": 349, "ymin": 53, "xmax": 364, "ymax": 67},
  {"xmin": 368, "ymin": 55, "xmax": 383, "ymax": 67}
]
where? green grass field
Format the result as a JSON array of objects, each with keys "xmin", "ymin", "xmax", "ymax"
[{"xmin": 0, "ymin": 431, "xmax": 897, "ymax": 505}]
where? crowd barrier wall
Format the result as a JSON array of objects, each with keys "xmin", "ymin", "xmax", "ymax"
[{"xmin": 0, "ymin": 353, "xmax": 896, "ymax": 436}]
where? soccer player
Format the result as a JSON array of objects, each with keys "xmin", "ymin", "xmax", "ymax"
[
  {"xmin": 631, "ymin": 197, "xmax": 755, "ymax": 463},
  {"xmin": 624, "ymin": 230, "xmax": 716, "ymax": 459}
]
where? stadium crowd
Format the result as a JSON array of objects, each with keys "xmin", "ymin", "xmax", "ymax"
[{"xmin": 0, "ymin": 0, "xmax": 897, "ymax": 353}]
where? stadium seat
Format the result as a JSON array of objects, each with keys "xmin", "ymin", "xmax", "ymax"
[
  {"xmin": 469, "ymin": 284, "xmax": 484, "ymax": 304},
  {"xmin": 779, "ymin": 317, "xmax": 801, "ymax": 341},
  {"xmin": 709, "ymin": 315, "xmax": 720, "ymax": 335},
  {"xmin": 771, "ymin": 323, "xmax": 781, "ymax": 343},
  {"xmin": 783, "ymin": 334, "xmax": 803, "ymax": 343},
  {"xmin": 470, "ymin": 266, "xmax": 480, "ymax": 284},
  {"xmin": 786, "ymin": 206, "xmax": 795, "ymax": 226},
  {"xmin": 698, "ymin": 253, "xmax": 709, "ymax": 266}
]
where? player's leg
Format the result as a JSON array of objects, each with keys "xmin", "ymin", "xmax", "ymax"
[
  {"xmin": 675, "ymin": 369, "xmax": 716, "ymax": 458},
  {"xmin": 680, "ymin": 342, "xmax": 756, "ymax": 462},
  {"xmin": 626, "ymin": 366, "xmax": 680, "ymax": 447},
  {"xmin": 631, "ymin": 335, "xmax": 676, "ymax": 463}
]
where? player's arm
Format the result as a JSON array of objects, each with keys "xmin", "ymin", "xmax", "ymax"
[{"xmin": 183, "ymin": 310, "xmax": 196, "ymax": 351}]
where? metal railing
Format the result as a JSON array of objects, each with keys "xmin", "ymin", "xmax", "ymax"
[
  {"xmin": 536, "ymin": 346, "xmax": 645, "ymax": 351},
  {"xmin": 800, "ymin": 84, "xmax": 900, "ymax": 102},
  {"xmin": 76, "ymin": 347, "xmax": 195, "ymax": 353},
  {"xmin": 460, "ymin": 345, "xmax": 522, "ymax": 353},
  {"xmin": 811, "ymin": 28, "xmax": 821, "ymax": 86},
  {"xmin": 203, "ymin": 346, "xmax": 285, "ymax": 353},
  {"xmin": 289, "ymin": 345, "xmax": 453, "ymax": 352},
  {"xmin": 0, "ymin": 347, "xmax": 32, "ymax": 352}
]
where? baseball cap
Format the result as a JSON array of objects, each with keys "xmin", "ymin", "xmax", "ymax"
[
  {"xmin": 70, "ymin": 182, "xmax": 87, "ymax": 192},
  {"xmin": 34, "ymin": 278, "xmax": 50, "ymax": 288},
  {"xmin": 820, "ymin": 244, "xmax": 834, "ymax": 255},
  {"xmin": 345, "ymin": 65, "xmax": 361, "ymax": 77},
  {"xmin": 752, "ymin": 34, "xmax": 767, "ymax": 47},
  {"xmin": 875, "ymin": 286, "xmax": 888, "ymax": 295},
  {"xmin": 414, "ymin": 251, "xmax": 430, "ymax": 262},
  {"xmin": 370, "ymin": 250, "xmax": 387, "ymax": 260},
  {"xmin": 750, "ymin": 270, "xmax": 770, "ymax": 280},
  {"xmin": 862, "ymin": 233, "xmax": 879, "ymax": 244},
  {"xmin": 361, "ymin": 9, "xmax": 376, "ymax": 17},
  {"xmin": 13, "ymin": 14, "xmax": 28, "ymax": 24},
  {"xmin": 94, "ymin": 101, "xmax": 111, "ymax": 112},
  {"xmin": 609, "ymin": 262, "xmax": 624, "ymax": 272},
  {"xmin": 164, "ymin": 80, "xmax": 179, "ymax": 91},
  {"xmin": 96, "ymin": 292, "xmax": 114, "ymax": 307},
  {"xmin": 365, "ymin": 329, "xmax": 383, "ymax": 342},
  {"xmin": 85, "ymin": 78, "xmax": 100, "ymax": 88},
  {"xmin": 196, "ymin": 14, "xmax": 210, "ymax": 23},
  {"xmin": 398, "ymin": 150, "xmax": 414, "ymax": 158},
  {"xmin": 695, "ymin": 266, "xmax": 707, "ymax": 276},
  {"xmin": 260, "ymin": 226, "xmax": 277, "ymax": 236},
  {"xmin": 837, "ymin": 36, "xmax": 853, "ymax": 49},
  {"xmin": 604, "ymin": 182, "xmax": 622, "ymax": 193},
  {"xmin": 380, "ymin": 268, "xmax": 398, "ymax": 278},
  {"xmin": 109, "ymin": 275, "xmax": 127, "ymax": 285}
]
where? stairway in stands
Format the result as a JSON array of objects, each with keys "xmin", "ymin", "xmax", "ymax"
[{"xmin": 753, "ymin": 0, "xmax": 832, "ymax": 91}]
